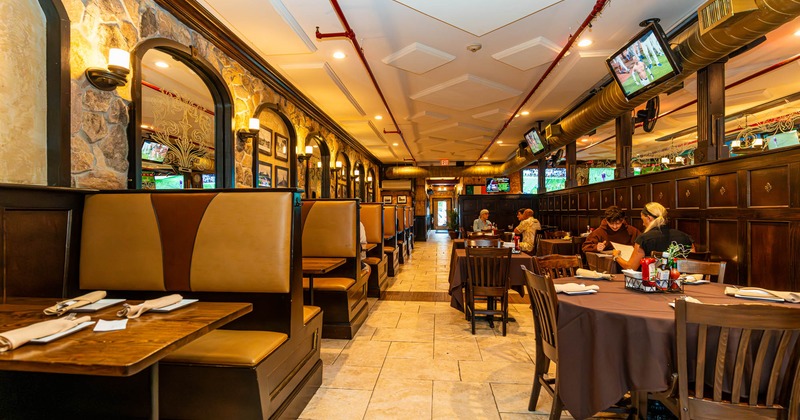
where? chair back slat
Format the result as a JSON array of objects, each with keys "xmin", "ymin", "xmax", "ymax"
[
  {"xmin": 466, "ymin": 238, "xmax": 502, "ymax": 248},
  {"xmin": 533, "ymin": 255, "xmax": 582, "ymax": 279},
  {"xmin": 522, "ymin": 267, "xmax": 558, "ymax": 362},
  {"xmin": 676, "ymin": 300, "xmax": 800, "ymax": 419},
  {"xmin": 677, "ymin": 259, "xmax": 727, "ymax": 283},
  {"xmin": 465, "ymin": 247, "xmax": 511, "ymax": 290}
]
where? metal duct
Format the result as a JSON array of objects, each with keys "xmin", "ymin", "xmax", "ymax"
[{"xmin": 384, "ymin": 0, "xmax": 800, "ymax": 179}]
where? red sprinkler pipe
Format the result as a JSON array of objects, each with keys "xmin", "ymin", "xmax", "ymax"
[
  {"xmin": 317, "ymin": 1, "xmax": 416, "ymax": 164},
  {"xmin": 476, "ymin": 0, "xmax": 610, "ymax": 162}
]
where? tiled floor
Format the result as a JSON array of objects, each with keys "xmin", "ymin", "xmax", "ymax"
[{"xmin": 299, "ymin": 231, "xmax": 573, "ymax": 419}]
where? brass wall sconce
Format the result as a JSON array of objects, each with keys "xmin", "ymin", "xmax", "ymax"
[
  {"xmin": 367, "ymin": 175, "xmax": 373, "ymax": 182},
  {"xmin": 297, "ymin": 145, "xmax": 314, "ymax": 163},
  {"xmin": 238, "ymin": 118, "xmax": 260, "ymax": 141},
  {"xmin": 85, "ymin": 48, "xmax": 130, "ymax": 91},
  {"xmin": 730, "ymin": 137, "xmax": 766, "ymax": 155},
  {"xmin": 331, "ymin": 160, "xmax": 342, "ymax": 174}
]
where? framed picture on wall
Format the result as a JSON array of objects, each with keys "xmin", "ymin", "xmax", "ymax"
[
  {"xmin": 274, "ymin": 133, "xmax": 288, "ymax": 161},
  {"xmin": 258, "ymin": 162, "xmax": 272, "ymax": 187},
  {"xmin": 397, "ymin": 195, "xmax": 407, "ymax": 204},
  {"xmin": 383, "ymin": 196, "xmax": 392, "ymax": 204},
  {"xmin": 257, "ymin": 128, "xmax": 272, "ymax": 156},
  {"xmin": 274, "ymin": 165, "xmax": 289, "ymax": 188}
]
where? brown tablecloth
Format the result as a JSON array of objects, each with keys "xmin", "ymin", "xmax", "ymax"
[
  {"xmin": 538, "ymin": 238, "xmax": 584, "ymax": 256},
  {"xmin": 554, "ymin": 278, "xmax": 787, "ymax": 419},
  {"xmin": 448, "ymin": 248, "xmax": 533, "ymax": 311}
]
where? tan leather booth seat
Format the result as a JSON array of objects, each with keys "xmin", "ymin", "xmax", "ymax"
[
  {"xmin": 301, "ymin": 199, "xmax": 368, "ymax": 339},
  {"xmin": 360, "ymin": 203, "xmax": 388, "ymax": 298},
  {"xmin": 78, "ymin": 191, "xmax": 322, "ymax": 419},
  {"xmin": 383, "ymin": 205, "xmax": 400, "ymax": 277}
]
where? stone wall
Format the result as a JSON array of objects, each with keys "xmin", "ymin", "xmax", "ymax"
[{"xmin": 64, "ymin": 0, "xmax": 378, "ymax": 189}]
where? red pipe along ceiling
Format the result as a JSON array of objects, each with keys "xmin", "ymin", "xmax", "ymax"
[
  {"xmin": 316, "ymin": 1, "xmax": 416, "ymax": 164},
  {"xmin": 476, "ymin": 0, "xmax": 610, "ymax": 162}
]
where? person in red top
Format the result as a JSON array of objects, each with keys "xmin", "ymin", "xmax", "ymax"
[{"xmin": 582, "ymin": 205, "xmax": 640, "ymax": 253}]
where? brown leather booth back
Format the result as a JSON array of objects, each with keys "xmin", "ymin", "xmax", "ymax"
[
  {"xmin": 301, "ymin": 200, "xmax": 357, "ymax": 257},
  {"xmin": 396, "ymin": 205, "xmax": 405, "ymax": 230},
  {"xmin": 383, "ymin": 205, "xmax": 397, "ymax": 236},
  {"xmin": 80, "ymin": 192, "xmax": 294, "ymax": 293},
  {"xmin": 405, "ymin": 207, "xmax": 413, "ymax": 230},
  {"xmin": 360, "ymin": 203, "xmax": 384, "ymax": 244}
]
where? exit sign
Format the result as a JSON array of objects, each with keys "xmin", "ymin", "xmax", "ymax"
[{"xmin": 440, "ymin": 159, "xmax": 449, "ymax": 166}]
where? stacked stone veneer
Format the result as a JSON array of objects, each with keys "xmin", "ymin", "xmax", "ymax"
[{"xmin": 65, "ymin": 0, "xmax": 377, "ymax": 189}]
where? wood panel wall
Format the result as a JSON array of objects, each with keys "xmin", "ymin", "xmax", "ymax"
[
  {"xmin": 536, "ymin": 147, "xmax": 800, "ymax": 289},
  {"xmin": 458, "ymin": 194, "xmax": 536, "ymax": 233}
]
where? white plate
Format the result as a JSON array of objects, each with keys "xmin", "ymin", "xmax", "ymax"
[
  {"xmin": 575, "ymin": 275, "xmax": 604, "ymax": 280},
  {"xmin": 30, "ymin": 321, "xmax": 96, "ymax": 344},
  {"xmin": 682, "ymin": 279, "xmax": 710, "ymax": 285},
  {"xmin": 563, "ymin": 290, "xmax": 598, "ymax": 295},
  {"xmin": 70, "ymin": 298, "xmax": 126, "ymax": 312},
  {"xmin": 734, "ymin": 294, "xmax": 784, "ymax": 302},
  {"xmin": 149, "ymin": 299, "xmax": 199, "ymax": 313}
]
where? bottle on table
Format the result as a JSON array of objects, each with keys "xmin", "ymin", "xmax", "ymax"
[{"xmin": 513, "ymin": 235, "xmax": 520, "ymax": 252}]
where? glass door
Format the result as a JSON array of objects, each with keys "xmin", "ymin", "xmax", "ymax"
[{"xmin": 433, "ymin": 198, "xmax": 451, "ymax": 230}]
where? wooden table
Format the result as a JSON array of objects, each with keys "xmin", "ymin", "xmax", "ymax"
[
  {"xmin": 302, "ymin": 257, "xmax": 347, "ymax": 305},
  {"xmin": 0, "ymin": 298, "xmax": 251, "ymax": 418},
  {"xmin": 538, "ymin": 237, "xmax": 585, "ymax": 256},
  {"xmin": 448, "ymin": 248, "xmax": 534, "ymax": 311}
]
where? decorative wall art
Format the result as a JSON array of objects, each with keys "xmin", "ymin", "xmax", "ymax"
[
  {"xmin": 257, "ymin": 127, "xmax": 272, "ymax": 156},
  {"xmin": 274, "ymin": 133, "xmax": 288, "ymax": 161},
  {"xmin": 275, "ymin": 165, "xmax": 289, "ymax": 188}
]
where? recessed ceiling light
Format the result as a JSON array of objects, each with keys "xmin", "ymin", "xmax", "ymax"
[
  {"xmin": 795, "ymin": 29, "xmax": 800, "ymax": 36},
  {"xmin": 514, "ymin": 114, "xmax": 520, "ymax": 118},
  {"xmin": 483, "ymin": 157, "xmax": 489, "ymax": 160},
  {"xmin": 155, "ymin": 61, "xmax": 169, "ymax": 68},
  {"xmin": 577, "ymin": 39, "xmax": 593, "ymax": 47},
  {"xmin": 520, "ymin": 111, "xmax": 530, "ymax": 116},
  {"xmin": 333, "ymin": 51, "xmax": 346, "ymax": 59},
  {"xmin": 392, "ymin": 143, "xmax": 399, "ymax": 146},
  {"xmin": 581, "ymin": 138, "xmax": 589, "ymax": 142},
  {"xmin": 375, "ymin": 115, "xmax": 383, "ymax": 120},
  {"xmin": 497, "ymin": 140, "xmax": 503, "ymax": 144}
]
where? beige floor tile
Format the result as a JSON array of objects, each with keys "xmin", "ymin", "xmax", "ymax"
[
  {"xmin": 432, "ymin": 381, "xmax": 501, "ymax": 419},
  {"xmin": 320, "ymin": 348, "xmax": 342, "ymax": 365},
  {"xmin": 338, "ymin": 340, "xmax": 391, "ymax": 367},
  {"xmin": 477, "ymin": 336, "xmax": 534, "ymax": 363},
  {"xmin": 492, "ymin": 383, "xmax": 535, "ymax": 413},
  {"xmin": 351, "ymin": 325, "xmax": 376, "ymax": 341},
  {"xmin": 322, "ymin": 364, "xmax": 381, "ymax": 390},
  {"xmin": 436, "ymin": 322, "xmax": 496, "ymax": 340},
  {"xmin": 396, "ymin": 312, "xmax": 435, "ymax": 330},
  {"xmin": 299, "ymin": 388, "xmax": 372, "ymax": 420},
  {"xmin": 364, "ymin": 377, "xmax": 433, "ymax": 419},
  {"xmin": 459, "ymin": 360, "xmax": 535, "ymax": 384},
  {"xmin": 387, "ymin": 341, "xmax": 434, "ymax": 359},
  {"xmin": 364, "ymin": 311, "xmax": 401, "ymax": 328},
  {"xmin": 434, "ymin": 338, "xmax": 482, "ymax": 361},
  {"xmin": 381, "ymin": 357, "xmax": 460, "ymax": 381},
  {"xmin": 372, "ymin": 327, "xmax": 433, "ymax": 342}
]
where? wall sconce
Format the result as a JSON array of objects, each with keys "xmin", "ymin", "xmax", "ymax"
[
  {"xmin": 297, "ymin": 145, "xmax": 314, "ymax": 163},
  {"xmin": 660, "ymin": 157, "xmax": 670, "ymax": 164},
  {"xmin": 86, "ymin": 48, "xmax": 130, "ymax": 91},
  {"xmin": 367, "ymin": 175, "xmax": 373, "ymax": 182},
  {"xmin": 730, "ymin": 136, "xmax": 767, "ymax": 156},
  {"xmin": 317, "ymin": 161, "xmax": 322, "ymax": 168},
  {"xmin": 354, "ymin": 169, "xmax": 360, "ymax": 177},
  {"xmin": 238, "ymin": 118, "xmax": 260, "ymax": 141}
]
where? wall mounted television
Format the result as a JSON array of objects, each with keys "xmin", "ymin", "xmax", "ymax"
[
  {"xmin": 141, "ymin": 140, "xmax": 168, "ymax": 163},
  {"xmin": 154, "ymin": 174, "xmax": 184, "ymax": 190},
  {"xmin": 524, "ymin": 128, "xmax": 546, "ymax": 155},
  {"xmin": 605, "ymin": 22, "xmax": 682, "ymax": 101},
  {"xmin": 486, "ymin": 177, "xmax": 510, "ymax": 193},
  {"xmin": 588, "ymin": 167, "xmax": 615, "ymax": 184},
  {"xmin": 202, "ymin": 174, "xmax": 216, "ymax": 189}
]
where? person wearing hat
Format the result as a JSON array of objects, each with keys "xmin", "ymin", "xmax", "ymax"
[{"xmin": 472, "ymin": 209, "xmax": 492, "ymax": 232}]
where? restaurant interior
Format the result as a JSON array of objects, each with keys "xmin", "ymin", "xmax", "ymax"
[{"xmin": 2, "ymin": 0, "xmax": 800, "ymax": 418}]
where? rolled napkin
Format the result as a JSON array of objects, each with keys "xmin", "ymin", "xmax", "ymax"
[
  {"xmin": 575, "ymin": 268, "xmax": 612, "ymax": 280},
  {"xmin": 43, "ymin": 291, "xmax": 106, "ymax": 316},
  {"xmin": 724, "ymin": 287, "xmax": 800, "ymax": 303},
  {"xmin": 117, "ymin": 294, "xmax": 183, "ymax": 319},
  {"xmin": 0, "ymin": 315, "xmax": 91, "ymax": 352},
  {"xmin": 554, "ymin": 283, "xmax": 600, "ymax": 294},
  {"xmin": 669, "ymin": 296, "xmax": 703, "ymax": 308}
]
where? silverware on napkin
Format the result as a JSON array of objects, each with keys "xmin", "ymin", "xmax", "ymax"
[
  {"xmin": 117, "ymin": 294, "xmax": 183, "ymax": 319},
  {"xmin": 43, "ymin": 291, "xmax": 107, "ymax": 316}
]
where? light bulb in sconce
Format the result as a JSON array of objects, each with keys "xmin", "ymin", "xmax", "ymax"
[
  {"xmin": 317, "ymin": 161, "xmax": 322, "ymax": 168},
  {"xmin": 661, "ymin": 157, "xmax": 670, "ymax": 164},
  {"xmin": 335, "ymin": 161, "xmax": 342, "ymax": 169},
  {"xmin": 753, "ymin": 138, "xmax": 764, "ymax": 147},
  {"xmin": 238, "ymin": 118, "xmax": 260, "ymax": 141},
  {"xmin": 367, "ymin": 175, "xmax": 373, "ymax": 182},
  {"xmin": 248, "ymin": 118, "xmax": 260, "ymax": 131},
  {"xmin": 107, "ymin": 48, "xmax": 130, "ymax": 72},
  {"xmin": 305, "ymin": 145, "xmax": 313, "ymax": 155},
  {"xmin": 86, "ymin": 48, "xmax": 130, "ymax": 91},
  {"xmin": 354, "ymin": 169, "xmax": 360, "ymax": 176}
]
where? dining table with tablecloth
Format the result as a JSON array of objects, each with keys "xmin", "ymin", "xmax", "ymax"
[{"xmin": 448, "ymin": 247, "xmax": 534, "ymax": 311}]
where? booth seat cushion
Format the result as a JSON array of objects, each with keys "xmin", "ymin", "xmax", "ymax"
[
  {"xmin": 163, "ymin": 330, "xmax": 287, "ymax": 367},
  {"xmin": 303, "ymin": 306, "xmax": 321, "ymax": 325},
  {"xmin": 302, "ymin": 277, "xmax": 355, "ymax": 291},
  {"xmin": 384, "ymin": 246, "xmax": 395, "ymax": 253},
  {"xmin": 364, "ymin": 256, "xmax": 384, "ymax": 265}
]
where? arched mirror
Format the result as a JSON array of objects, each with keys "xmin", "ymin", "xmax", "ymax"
[
  {"xmin": 334, "ymin": 152, "xmax": 350, "ymax": 198},
  {"xmin": 367, "ymin": 169, "xmax": 376, "ymax": 202},
  {"xmin": 304, "ymin": 134, "xmax": 330, "ymax": 198},
  {"xmin": 353, "ymin": 162, "xmax": 365, "ymax": 201},
  {"xmin": 252, "ymin": 105, "xmax": 294, "ymax": 189},
  {"xmin": 131, "ymin": 39, "xmax": 232, "ymax": 189}
]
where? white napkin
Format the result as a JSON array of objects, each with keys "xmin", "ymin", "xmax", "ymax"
[
  {"xmin": 724, "ymin": 287, "xmax": 800, "ymax": 303},
  {"xmin": 575, "ymin": 268, "xmax": 612, "ymax": 280},
  {"xmin": 43, "ymin": 291, "xmax": 106, "ymax": 316},
  {"xmin": 116, "ymin": 294, "xmax": 183, "ymax": 318},
  {"xmin": 554, "ymin": 283, "xmax": 600, "ymax": 294},
  {"xmin": 669, "ymin": 296, "xmax": 703, "ymax": 308},
  {"xmin": 0, "ymin": 316, "xmax": 92, "ymax": 352},
  {"xmin": 682, "ymin": 274, "xmax": 709, "ymax": 284}
]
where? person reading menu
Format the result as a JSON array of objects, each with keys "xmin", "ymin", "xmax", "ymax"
[
  {"xmin": 612, "ymin": 202, "xmax": 694, "ymax": 270},
  {"xmin": 582, "ymin": 206, "xmax": 640, "ymax": 253}
]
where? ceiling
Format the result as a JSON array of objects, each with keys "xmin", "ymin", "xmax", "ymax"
[{"xmin": 194, "ymin": 0, "xmax": 800, "ymax": 167}]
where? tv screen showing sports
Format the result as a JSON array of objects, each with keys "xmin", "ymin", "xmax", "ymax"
[
  {"xmin": 524, "ymin": 128, "xmax": 546, "ymax": 155},
  {"xmin": 202, "ymin": 174, "xmax": 216, "ymax": 189},
  {"xmin": 522, "ymin": 168, "xmax": 566, "ymax": 193},
  {"xmin": 605, "ymin": 22, "xmax": 682, "ymax": 100},
  {"xmin": 485, "ymin": 177, "xmax": 510, "ymax": 193},
  {"xmin": 142, "ymin": 140, "xmax": 168, "ymax": 163},
  {"xmin": 766, "ymin": 131, "xmax": 799, "ymax": 150},
  {"xmin": 588, "ymin": 167, "xmax": 615, "ymax": 184},
  {"xmin": 154, "ymin": 174, "xmax": 184, "ymax": 190}
]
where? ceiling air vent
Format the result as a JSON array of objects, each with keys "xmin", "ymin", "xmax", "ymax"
[
  {"xmin": 381, "ymin": 179, "xmax": 413, "ymax": 191},
  {"xmin": 697, "ymin": 0, "xmax": 758, "ymax": 35},
  {"xmin": 545, "ymin": 124, "xmax": 562, "ymax": 142}
]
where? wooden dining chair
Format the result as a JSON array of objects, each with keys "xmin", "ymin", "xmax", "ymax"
[
  {"xmin": 676, "ymin": 259, "xmax": 727, "ymax": 283},
  {"xmin": 465, "ymin": 238, "xmax": 502, "ymax": 248},
  {"xmin": 464, "ymin": 246, "xmax": 512, "ymax": 335},
  {"xmin": 544, "ymin": 230, "xmax": 566, "ymax": 239},
  {"xmin": 585, "ymin": 252, "xmax": 615, "ymax": 274},
  {"xmin": 671, "ymin": 299, "xmax": 800, "ymax": 420},
  {"xmin": 533, "ymin": 254, "xmax": 582, "ymax": 279},
  {"xmin": 522, "ymin": 266, "xmax": 563, "ymax": 418}
]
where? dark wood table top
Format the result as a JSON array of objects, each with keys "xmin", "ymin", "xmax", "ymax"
[
  {"xmin": 364, "ymin": 243, "xmax": 378, "ymax": 252},
  {"xmin": 0, "ymin": 298, "xmax": 251, "ymax": 377},
  {"xmin": 301, "ymin": 257, "xmax": 347, "ymax": 275}
]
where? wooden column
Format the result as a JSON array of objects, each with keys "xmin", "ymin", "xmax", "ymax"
[
  {"xmin": 537, "ymin": 158, "xmax": 547, "ymax": 194},
  {"xmin": 615, "ymin": 112, "xmax": 633, "ymax": 179},
  {"xmin": 695, "ymin": 61, "xmax": 726, "ymax": 163},
  {"xmin": 566, "ymin": 142, "xmax": 577, "ymax": 188}
]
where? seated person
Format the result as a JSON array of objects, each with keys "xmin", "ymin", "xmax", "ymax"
[
  {"xmin": 472, "ymin": 209, "xmax": 492, "ymax": 232},
  {"xmin": 582, "ymin": 205, "xmax": 640, "ymax": 253},
  {"xmin": 513, "ymin": 208, "xmax": 541, "ymax": 253},
  {"xmin": 612, "ymin": 202, "xmax": 694, "ymax": 270},
  {"xmin": 359, "ymin": 221, "xmax": 368, "ymax": 268}
]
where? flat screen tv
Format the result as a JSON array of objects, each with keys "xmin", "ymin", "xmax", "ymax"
[
  {"xmin": 605, "ymin": 22, "xmax": 682, "ymax": 101},
  {"xmin": 202, "ymin": 174, "xmax": 216, "ymax": 189},
  {"xmin": 154, "ymin": 174, "xmax": 184, "ymax": 190},
  {"xmin": 142, "ymin": 140, "xmax": 168, "ymax": 163},
  {"xmin": 588, "ymin": 167, "xmax": 615, "ymax": 184},
  {"xmin": 766, "ymin": 131, "xmax": 799, "ymax": 150},
  {"xmin": 524, "ymin": 128, "xmax": 546, "ymax": 155},
  {"xmin": 522, "ymin": 168, "xmax": 566, "ymax": 193},
  {"xmin": 486, "ymin": 177, "xmax": 510, "ymax": 193}
]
